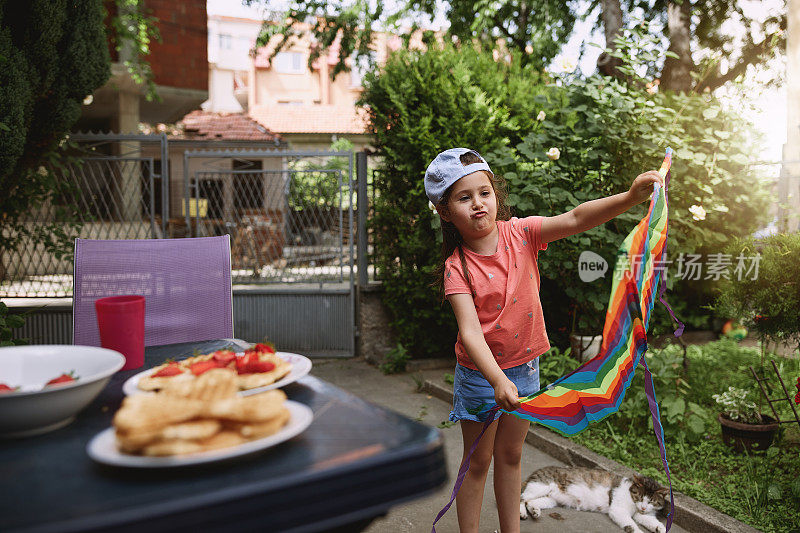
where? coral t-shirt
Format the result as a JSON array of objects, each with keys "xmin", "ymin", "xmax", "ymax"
[{"xmin": 444, "ymin": 216, "xmax": 550, "ymax": 370}]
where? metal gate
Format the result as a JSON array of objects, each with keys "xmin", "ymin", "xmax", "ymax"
[{"xmin": 184, "ymin": 149, "xmax": 356, "ymax": 356}]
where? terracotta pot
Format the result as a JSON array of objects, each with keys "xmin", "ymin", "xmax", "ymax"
[{"xmin": 718, "ymin": 413, "xmax": 779, "ymax": 452}]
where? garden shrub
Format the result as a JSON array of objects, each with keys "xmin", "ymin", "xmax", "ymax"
[
  {"xmin": 490, "ymin": 71, "xmax": 772, "ymax": 336},
  {"xmin": 0, "ymin": 1, "xmax": 110, "ymax": 270},
  {"xmin": 361, "ymin": 44, "xmax": 523, "ymax": 358},
  {"xmin": 361, "ymin": 41, "xmax": 770, "ymax": 358}
]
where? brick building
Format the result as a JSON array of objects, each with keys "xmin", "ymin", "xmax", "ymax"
[{"xmin": 76, "ymin": 0, "xmax": 209, "ymax": 132}]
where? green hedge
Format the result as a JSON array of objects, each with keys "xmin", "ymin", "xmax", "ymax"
[
  {"xmin": 361, "ymin": 43, "xmax": 771, "ymax": 358},
  {"xmin": 0, "ymin": 0, "xmax": 110, "ymax": 257}
]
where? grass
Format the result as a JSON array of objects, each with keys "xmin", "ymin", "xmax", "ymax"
[{"xmin": 537, "ymin": 338, "xmax": 800, "ymax": 533}]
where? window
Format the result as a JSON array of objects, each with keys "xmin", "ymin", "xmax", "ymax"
[
  {"xmin": 273, "ymin": 51, "xmax": 305, "ymax": 74},
  {"xmin": 218, "ymin": 33, "xmax": 232, "ymax": 50}
]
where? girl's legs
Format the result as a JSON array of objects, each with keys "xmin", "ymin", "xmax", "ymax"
[
  {"xmin": 456, "ymin": 419, "xmax": 498, "ymax": 533},
  {"xmin": 492, "ymin": 413, "xmax": 531, "ymax": 533}
]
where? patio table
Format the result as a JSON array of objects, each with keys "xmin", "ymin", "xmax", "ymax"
[{"xmin": 1, "ymin": 339, "xmax": 447, "ymax": 533}]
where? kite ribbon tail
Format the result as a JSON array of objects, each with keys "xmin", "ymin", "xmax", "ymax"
[
  {"xmin": 431, "ymin": 406, "xmax": 500, "ymax": 533},
  {"xmin": 657, "ymin": 165, "xmax": 685, "ymax": 338},
  {"xmin": 641, "ymin": 357, "xmax": 675, "ymax": 531},
  {"xmin": 658, "ymin": 290, "xmax": 685, "ymax": 338}
]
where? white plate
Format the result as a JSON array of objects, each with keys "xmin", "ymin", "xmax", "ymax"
[
  {"xmin": 87, "ymin": 400, "xmax": 313, "ymax": 468},
  {"xmin": 122, "ymin": 352, "xmax": 313, "ymax": 397}
]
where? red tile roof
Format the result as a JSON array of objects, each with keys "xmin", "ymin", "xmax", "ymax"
[
  {"xmin": 249, "ymin": 105, "xmax": 369, "ymax": 134},
  {"xmin": 178, "ymin": 111, "xmax": 282, "ymax": 142}
]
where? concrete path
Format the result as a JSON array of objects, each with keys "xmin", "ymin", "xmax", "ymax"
[{"xmin": 311, "ymin": 358, "xmax": 688, "ymax": 533}]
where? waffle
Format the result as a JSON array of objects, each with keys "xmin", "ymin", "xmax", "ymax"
[{"xmin": 114, "ymin": 366, "xmax": 291, "ymax": 456}]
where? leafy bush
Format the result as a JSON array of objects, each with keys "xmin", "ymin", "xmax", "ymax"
[
  {"xmin": 0, "ymin": 302, "xmax": 27, "ymax": 347},
  {"xmin": 0, "ymin": 2, "xmax": 110, "ymax": 264},
  {"xmin": 362, "ymin": 44, "xmax": 522, "ymax": 358},
  {"xmin": 288, "ymin": 138, "xmax": 354, "ymax": 212},
  {"xmin": 379, "ymin": 342, "xmax": 410, "ymax": 374},
  {"xmin": 538, "ymin": 345, "xmax": 578, "ymax": 387},
  {"xmin": 361, "ymin": 40, "xmax": 770, "ymax": 358},
  {"xmin": 686, "ymin": 337, "xmax": 763, "ymax": 400}
]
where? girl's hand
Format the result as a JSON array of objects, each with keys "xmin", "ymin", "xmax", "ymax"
[
  {"xmin": 494, "ymin": 377, "xmax": 521, "ymax": 412},
  {"xmin": 628, "ymin": 170, "xmax": 664, "ymax": 204}
]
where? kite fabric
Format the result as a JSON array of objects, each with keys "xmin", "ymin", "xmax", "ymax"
[{"xmin": 432, "ymin": 148, "xmax": 683, "ymax": 533}]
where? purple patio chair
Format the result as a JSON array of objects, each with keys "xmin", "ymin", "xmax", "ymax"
[{"xmin": 73, "ymin": 236, "xmax": 234, "ymax": 347}]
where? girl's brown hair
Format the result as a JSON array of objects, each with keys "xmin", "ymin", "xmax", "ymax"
[{"xmin": 432, "ymin": 151, "xmax": 512, "ymax": 301}]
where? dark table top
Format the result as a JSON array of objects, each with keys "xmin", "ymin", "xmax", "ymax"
[{"xmin": 0, "ymin": 340, "xmax": 447, "ymax": 533}]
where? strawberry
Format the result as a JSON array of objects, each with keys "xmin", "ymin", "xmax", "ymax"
[
  {"xmin": 190, "ymin": 360, "xmax": 221, "ymax": 376},
  {"xmin": 236, "ymin": 352, "xmax": 276, "ymax": 374},
  {"xmin": 46, "ymin": 372, "xmax": 77, "ymax": 386},
  {"xmin": 247, "ymin": 360, "xmax": 275, "ymax": 374},
  {"xmin": 152, "ymin": 363, "xmax": 184, "ymax": 378},
  {"xmin": 235, "ymin": 352, "xmax": 258, "ymax": 373},
  {"xmin": 212, "ymin": 350, "xmax": 236, "ymax": 365},
  {"xmin": 253, "ymin": 343, "xmax": 276, "ymax": 354},
  {"xmin": 0, "ymin": 383, "xmax": 17, "ymax": 393}
]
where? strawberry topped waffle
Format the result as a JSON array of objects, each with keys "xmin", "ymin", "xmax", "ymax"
[{"xmin": 138, "ymin": 344, "xmax": 292, "ymax": 393}]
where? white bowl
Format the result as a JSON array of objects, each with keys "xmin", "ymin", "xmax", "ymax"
[{"xmin": 0, "ymin": 345, "xmax": 125, "ymax": 438}]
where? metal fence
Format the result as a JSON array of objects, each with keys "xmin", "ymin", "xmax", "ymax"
[
  {"xmin": 0, "ymin": 140, "xmax": 382, "ymax": 298},
  {"xmin": 1, "ymin": 134, "xmax": 168, "ymax": 297}
]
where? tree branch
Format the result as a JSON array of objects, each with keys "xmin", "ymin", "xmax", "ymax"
[{"xmin": 698, "ymin": 33, "xmax": 779, "ymax": 92}]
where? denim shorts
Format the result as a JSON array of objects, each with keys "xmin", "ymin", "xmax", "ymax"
[{"xmin": 449, "ymin": 358, "xmax": 540, "ymax": 423}]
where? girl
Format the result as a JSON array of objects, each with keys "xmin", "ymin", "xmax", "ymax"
[{"xmin": 425, "ymin": 148, "xmax": 662, "ymax": 533}]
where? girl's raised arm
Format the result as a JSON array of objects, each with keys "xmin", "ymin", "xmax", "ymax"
[{"xmin": 539, "ymin": 170, "xmax": 663, "ymax": 244}]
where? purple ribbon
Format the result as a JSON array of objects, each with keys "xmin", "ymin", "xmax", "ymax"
[
  {"xmin": 430, "ymin": 406, "xmax": 500, "ymax": 533},
  {"xmin": 647, "ymin": 161, "xmax": 678, "ymax": 530},
  {"xmin": 657, "ymin": 166, "xmax": 685, "ymax": 337},
  {"xmin": 641, "ymin": 357, "xmax": 675, "ymax": 531}
]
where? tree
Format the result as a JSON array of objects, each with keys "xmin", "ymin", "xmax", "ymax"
[
  {"xmin": 246, "ymin": 0, "xmax": 579, "ymax": 75},
  {"xmin": 597, "ymin": 0, "xmax": 624, "ymax": 77},
  {"xmin": 595, "ymin": 0, "xmax": 786, "ymax": 92},
  {"xmin": 249, "ymin": 0, "xmax": 785, "ymax": 94},
  {"xmin": 444, "ymin": 0, "xmax": 577, "ymax": 69},
  {"xmin": 0, "ymin": 0, "xmax": 110, "ymax": 271}
]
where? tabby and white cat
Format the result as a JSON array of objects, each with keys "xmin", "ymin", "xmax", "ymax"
[{"xmin": 519, "ymin": 466, "xmax": 668, "ymax": 533}]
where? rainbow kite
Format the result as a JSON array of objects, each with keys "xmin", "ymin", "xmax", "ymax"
[{"xmin": 432, "ymin": 148, "xmax": 683, "ymax": 532}]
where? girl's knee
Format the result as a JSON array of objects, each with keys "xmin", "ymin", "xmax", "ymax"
[
  {"xmin": 464, "ymin": 450, "xmax": 493, "ymax": 474},
  {"xmin": 493, "ymin": 444, "xmax": 523, "ymax": 466}
]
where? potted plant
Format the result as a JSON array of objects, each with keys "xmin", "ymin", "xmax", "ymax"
[
  {"xmin": 568, "ymin": 302, "xmax": 603, "ymax": 363},
  {"xmin": 712, "ymin": 386, "xmax": 779, "ymax": 452}
]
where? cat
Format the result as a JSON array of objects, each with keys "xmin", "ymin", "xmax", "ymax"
[{"xmin": 519, "ymin": 466, "xmax": 668, "ymax": 533}]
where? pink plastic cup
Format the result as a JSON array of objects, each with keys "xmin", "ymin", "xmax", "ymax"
[{"xmin": 94, "ymin": 295, "xmax": 145, "ymax": 371}]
